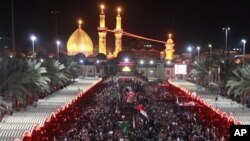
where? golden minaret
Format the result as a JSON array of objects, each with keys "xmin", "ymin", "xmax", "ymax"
[
  {"xmin": 165, "ymin": 34, "xmax": 175, "ymax": 60},
  {"xmin": 98, "ymin": 5, "xmax": 107, "ymax": 55},
  {"xmin": 114, "ymin": 7, "xmax": 123, "ymax": 57}
]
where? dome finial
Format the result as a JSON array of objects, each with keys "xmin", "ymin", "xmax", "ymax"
[
  {"xmin": 117, "ymin": 7, "xmax": 121, "ymax": 15},
  {"xmin": 78, "ymin": 19, "xmax": 82, "ymax": 28},
  {"xmin": 168, "ymin": 33, "xmax": 172, "ymax": 39},
  {"xmin": 100, "ymin": 4, "xmax": 105, "ymax": 13}
]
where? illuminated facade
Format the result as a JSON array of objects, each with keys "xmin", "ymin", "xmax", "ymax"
[
  {"xmin": 165, "ymin": 34, "xmax": 175, "ymax": 60},
  {"xmin": 114, "ymin": 8, "xmax": 123, "ymax": 57},
  {"xmin": 98, "ymin": 5, "xmax": 107, "ymax": 55},
  {"xmin": 67, "ymin": 20, "xmax": 93, "ymax": 56}
]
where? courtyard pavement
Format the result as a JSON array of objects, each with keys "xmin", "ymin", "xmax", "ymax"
[
  {"xmin": 170, "ymin": 79, "xmax": 250, "ymax": 125},
  {"xmin": 0, "ymin": 77, "xmax": 101, "ymax": 141}
]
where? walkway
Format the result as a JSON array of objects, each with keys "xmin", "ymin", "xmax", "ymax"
[
  {"xmin": 170, "ymin": 79, "xmax": 250, "ymax": 125},
  {"xmin": 0, "ymin": 78, "xmax": 101, "ymax": 141}
]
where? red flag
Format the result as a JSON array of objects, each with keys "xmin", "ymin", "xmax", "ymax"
[{"xmin": 135, "ymin": 104, "xmax": 144, "ymax": 111}]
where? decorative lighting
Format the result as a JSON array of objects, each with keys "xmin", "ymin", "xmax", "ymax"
[
  {"xmin": 139, "ymin": 60, "xmax": 144, "ymax": 65},
  {"xmin": 100, "ymin": 4, "xmax": 105, "ymax": 10},
  {"xmin": 187, "ymin": 46, "xmax": 192, "ymax": 52},
  {"xmin": 117, "ymin": 7, "xmax": 121, "ymax": 13},
  {"xmin": 124, "ymin": 57, "xmax": 129, "ymax": 63},
  {"xmin": 167, "ymin": 60, "xmax": 171, "ymax": 65}
]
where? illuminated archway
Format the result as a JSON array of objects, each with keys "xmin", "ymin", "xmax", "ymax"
[{"xmin": 122, "ymin": 66, "xmax": 131, "ymax": 72}]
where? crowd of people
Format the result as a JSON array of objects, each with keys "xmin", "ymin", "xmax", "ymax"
[
  {"xmin": 53, "ymin": 78, "xmax": 228, "ymax": 141},
  {"xmin": 26, "ymin": 76, "xmax": 231, "ymax": 141}
]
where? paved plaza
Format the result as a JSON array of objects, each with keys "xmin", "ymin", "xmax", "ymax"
[
  {"xmin": 0, "ymin": 78, "xmax": 101, "ymax": 141},
  {"xmin": 170, "ymin": 79, "xmax": 250, "ymax": 125}
]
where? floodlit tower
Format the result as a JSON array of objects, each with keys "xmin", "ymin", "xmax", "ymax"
[
  {"xmin": 165, "ymin": 34, "xmax": 175, "ymax": 60},
  {"xmin": 98, "ymin": 4, "xmax": 107, "ymax": 55},
  {"xmin": 114, "ymin": 7, "xmax": 123, "ymax": 57}
]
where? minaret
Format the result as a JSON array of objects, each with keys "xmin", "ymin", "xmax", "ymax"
[
  {"xmin": 114, "ymin": 7, "xmax": 123, "ymax": 57},
  {"xmin": 165, "ymin": 34, "xmax": 175, "ymax": 60},
  {"xmin": 98, "ymin": 4, "xmax": 107, "ymax": 55}
]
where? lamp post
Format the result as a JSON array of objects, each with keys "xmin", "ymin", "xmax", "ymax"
[
  {"xmin": 51, "ymin": 10, "xmax": 61, "ymax": 39},
  {"xmin": 242, "ymin": 39, "xmax": 246, "ymax": 67},
  {"xmin": 56, "ymin": 40, "xmax": 61, "ymax": 60},
  {"xmin": 30, "ymin": 35, "xmax": 36, "ymax": 55},
  {"xmin": 80, "ymin": 59, "xmax": 84, "ymax": 77},
  {"xmin": 11, "ymin": 0, "xmax": 15, "ymax": 53},
  {"xmin": 223, "ymin": 27, "xmax": 230, "ymax": 58},
  {"xmin": 208, "ymin": 44, "xmax": 212, "ymax": 55},
  {"xmin": 208, "ymin": 44, "xmax": 212, "ymax": 85},
  {"xmin": 197, "ymin": 46, "xmax": 200, "ymax": 60}
]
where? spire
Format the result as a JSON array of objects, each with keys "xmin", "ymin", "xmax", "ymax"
[
  {"xmin": 99, "ymin": 4, "xmax": 105, "ymax": 28},
  {"xmin": 78, "ymin": 19, "xmax": 82, "ymax": 28},
  {"xmin": 114, "ymin": 7, "xmax": 123, "ymax": 57},
  {"xmin": 116, "ymin": 7, "xmax": 122, "ymax": 30},
  {"xmin": 98, "ymin": 4, "xmax": 107, "ymax": 55},
  {"xmin": 117, "ymin": 7, "xmax": 121, "ymax": 16},
  {"xmin": 100, "ymin": 4, "xmax": 105, "ymax": 14},
  {"xmin": 165, "ymin": 33, "xmax": 175, "ymax": 60},
  {"xmin": 168, "ymin": 33, "xmax": 172, "ymax": 39}
]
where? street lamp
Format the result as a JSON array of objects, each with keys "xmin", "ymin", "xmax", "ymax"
[
  {"xmin": 149, "ymin": 60, "xmax": 154, "ymax": 64},
  {"xmin": 197, "ymin": 46, "xmax": 200, "ymax": 60},
  {"xmin": 208, "ymin": 44, "xmax": 212, "ymax": 55},
  {"xmin": 187, "ymin": 46, "xmax": 193, "ymax": 52},
  {"xmin": 167, "ymin": 60, "xmax": 171, "ymax": 65},
  {"xmin": 208, "ymin": 44, "xmax": 212, "ymax": 85},
  {"xmin": 30, "ymin": 35, "xmax": 36, "ymax": 55},
  {"xmin": 242, "ymin": 39, "xmax": 246, "ymax": 67},
  {"xmin": 56, "ymin": 40, "xmax": 61, "ymax": 60},
  {"xmin": 223, "ymin": 27, "xmax": 230, "ymax": 58},
  {"xmin": 80, "ymin": 59, "xmax": 84, "ymax": 77},
  {"xmin": 139, "ymin": 60, "xmax": 144, "ymax": 65},
  {"xmin": 124, "ymin": 57, "xmax": 129, "ymax": 63}
]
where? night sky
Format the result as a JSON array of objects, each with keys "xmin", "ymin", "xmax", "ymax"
[{"xmin": 1, "ymin": 0, "xmax": 250, "ymax": 53}]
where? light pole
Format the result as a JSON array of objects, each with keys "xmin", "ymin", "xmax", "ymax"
[
  {"xmin": 197, "ymin": 46, "xmax": 200, "ymax": 60},
  {"xmin": 242, "ymin": 39, "xmax": 246, "ymax": 67},
  {"xmin": 223, "ymin": 27, "xmax": 230, "ymax": 58},
  {"xmin": 208, "ymin": 44, "xmax": 212, "ymax": 85},
  {"xmin": 51, "ymin": 10, "xmax": 61, "ymax": 39},
  {"xmin": 56, "ymin": 40, "xmax": 61, "ymax": 60},
  {"xmin": 11, "ymin": 0, "xmax": 15, "ymax": 53},
  {"xmin": 208, "ymin": 44, "xmax": 212, "ymax": 55},
  {"xmin": 80, "ymin": 59, "xmax": 84, "ymax": 77},
  {"xmin": 30, "ymin": 35, "xmax": 36, "ymax": 55}
]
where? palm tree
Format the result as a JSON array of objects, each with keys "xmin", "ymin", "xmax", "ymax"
[
  {"xmin": 219, "ymin": 59, "xmax": 237, "ymax": 86},
  {"xmin": 226, "ymin": 64, "xmax": 250, "ymax": 98},
  {"xmin": 61, "ymin": 57, "xmax": 81, "ymax": 82},
  {"xmin": 0, "ymin": 58, "xmax": 51, "ymax": 110},
  {"xmin": 0, "ymin": 58, "xmax": 31, "ymax": 106},
  {"xmin": 22, "ymin": 59, "xmax": 51, "ymax": 99},
  {"xmin": 0, "ymin": 97, "xmax": 8, "ymax": 114},
  {"xmin": 190, "ymin": 59, "xmax": 210, "ymax": 86},
  {"xmin": 43, "ymin": 59, "xmax": 68, "ymax": 91}
]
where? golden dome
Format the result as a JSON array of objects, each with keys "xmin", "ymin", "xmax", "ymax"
[{"xmin": 67, "ymin": 22, "xmax": 93, "ymax": 56}]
